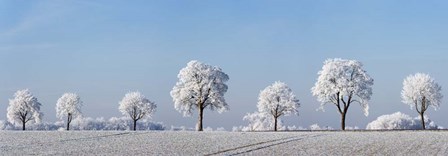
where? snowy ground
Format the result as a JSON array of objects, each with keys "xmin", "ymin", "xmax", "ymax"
[{"xmin": 1, "ymin": 131, "xmax": 448, "ymax": 155}]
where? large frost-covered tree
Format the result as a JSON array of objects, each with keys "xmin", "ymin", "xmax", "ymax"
[
  {"xmin": 119, "ymin": 91, "xmax": 156, "ymax": 131},
  {"xmin": 7, "ymin": 89, "xmax": 43, "ymax": 130},
  {"xmin": 56, "ymin": 93, "xmax": 83, "ymax": 131},
  {"xmin": 171, "ymin": 60, "xmax": 229, "ymax": 131},
  {"xmin": 311, "ymin": 58, "xmax": 374, "ymax": 130},
  {"xmin": 401, "ymin": 73, "xmax": 442, "ymax": 130},
  {"xmin": 257, "ymin": 81, "xmax": 300, "ymax": 131}
]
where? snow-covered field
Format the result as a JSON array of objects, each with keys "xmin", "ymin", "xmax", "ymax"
[{"xmin": 1, "ymin": 131, "xmax": 448, "ymax": 155}]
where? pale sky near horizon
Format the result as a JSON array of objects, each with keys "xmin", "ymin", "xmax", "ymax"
[{"xmin": 1, "ymin": 0, "xmax": 448, "ymax": 130}]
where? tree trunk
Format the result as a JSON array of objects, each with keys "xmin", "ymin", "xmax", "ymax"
[
  {"xmin": 133, "ymin": 119, "xmax": 137, "ymax": 131},
  {"xmin": 274, "ymin": 116, "xmax": 278, "ymax": 131},
  {"xmin": 67, "ymin": 119, "xmax": 70, "ymax": 131},
  {"xmin": 197, "ymin": 107, "xmax": 204, "ymax": 131},
  {"xmin": 22, "ymin": 121, "xmax": 26, "ymax": 131},
  {"xmin": 341, "ymin": 112, "xmax": 346, "ymax": 131},
  {"xmin": 420, "ymin": 112, "xmax": 426, "ymax": 130},
  {"xmin": 67, "ymin": 113, "xmax": 72, "ymax": 131}
]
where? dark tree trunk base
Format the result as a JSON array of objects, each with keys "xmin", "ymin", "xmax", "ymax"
[
  {"xmin": 274, "ymin": 117, "xmax": 278, "ymax": 131},
  {"xmin": 341, "ymin": 112, "xmax": 346, "ymax": 131},
  {"xmin": 197, "ymin": 108, "xmax": 204, "ymax": 131},
  {"xmin": 420, "ymin": 113, "xmax": 426, "ymax": 130}
]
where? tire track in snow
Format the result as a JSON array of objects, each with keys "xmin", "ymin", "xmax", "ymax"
[
  {"xmin": 229, "ymin": 134, "xmax": 326, "ymax": 156},
  {"xmin": 205, "ymin": 134, "xmax": 325, "ymax": 156},
  {"xmin": 58, "ymin": 132, "xmax": 132, "ymax": 143},
  {"xmin": 203, "ymin": 136, "xmax": 295, "ymax": 156}
]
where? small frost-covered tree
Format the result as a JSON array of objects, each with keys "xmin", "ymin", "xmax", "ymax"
[
  {"xmin": 257, "ymin": 81, "xmax": 300, "ymax": 131},
  {"xmin": 401, "ymin": 73, "xmax": 442, "ymax": 130},
  {"xmin": 311, "ymin": 58, "xmax": 374, "ymax": 130},
  {"xmin": 242, "ymin": 112, "xmax": 285, "ymax": 131},
  {"xmin": 7, "ymin": 89, "xmax": 43, "ymax": 130},
  {"xmin": 171, "ymin": 60, "xmax": 229, "ymax": 131},
  {"xmin": 243, "ymin": 112, "xmax": 270, "ymax": 131},
  {"xmin": 56, "ymin": 93, "xmax": 83, "ymax": 131},
  {"xmin": 119, "ymin": 91, "xmax": 156, "ymax": 131}
]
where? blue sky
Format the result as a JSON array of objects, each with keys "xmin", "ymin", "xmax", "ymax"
[{"xmin": 1, "ymin": 0, "xmax": 448, "ymax": 130}]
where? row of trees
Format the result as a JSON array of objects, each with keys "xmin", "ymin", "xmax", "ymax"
[
  {"xmin": 7, "ymin": 90, "xmax": 156, "ymax": 131},
  {"xmin": 5, "ymin": 59, "xmax": 443, "ymax": 131},
  {"xmin": 170, "ymin": 59, "xmax": 442, "ymax": 131}
]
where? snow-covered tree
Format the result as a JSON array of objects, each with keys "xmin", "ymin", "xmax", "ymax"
[
  {"xmin": 7, "ymin": 89, "xmax": 43, "ymax": 130},
  {"xmin": 401, "ymin": 73, "xmax": 442, "ymax": 129},
  {"xmin": 311, "ymin": 58, "xmax": 374, "ymax": 130},
  {"xmin": 56, "ymin": 93, "xmax": 83, "ymax": 131},
  {"xmin": 171, "ymin": 60, "xmax": 229, "ymax": 131},
  {"xmin": 257, "ymin": 81, "xmax": 300, "ymax": 131},
  {"xmin": 119, "ymin": 91, "xmax": 156, "ymax": 131}
]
